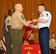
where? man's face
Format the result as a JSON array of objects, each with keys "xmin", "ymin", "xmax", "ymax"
[
  {"xmin": 10, "ymin": 9, "xmax": 14, "ymax": 15},
  {"xmin": 17, "ymin": 4, "xmax": 23, "ymax": 12},
  {"xmin": 11, "ymin": 9, "xmax": 14, "ymax": 14},
  {"xmin": 19, "ymin": 5, "xmax": 23, "ymax": 12},
  {"xmin": 38, "ymin": 6, "xmax": 44, "ymax": 13},
  {"xmin": 51, "ymin": 34, "xmax": 55, "ymax": 38}
]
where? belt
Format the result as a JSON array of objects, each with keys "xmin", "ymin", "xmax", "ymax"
[
  {"xmin": 40, "ymin": 27, "xmax": 49, "ymax": 29},
  {"xmin": 11, "ymin": 27, "xmax": 22, "ymax": 30}
]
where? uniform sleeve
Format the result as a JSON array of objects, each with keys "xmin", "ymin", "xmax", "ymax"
[
  {"xmin": 43, "ymin": 12, "xmax": 51, "ymax": 20},
  {"xmin": 55, "ymin": 41, "xmax": 56, "ymax": 47},
  {"xmin": 6, "ymin": 17, "xmax": 11, "ymax": 26},
  {"xmin": 17, "ymin": 13, "xmax": 26, "ymax": 23},
  {"xmin": 6, "ymin": 17, "xmax": 11, "ymax": 32}
]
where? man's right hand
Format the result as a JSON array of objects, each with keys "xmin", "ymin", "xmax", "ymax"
[
  {"xmin": 32, "ymin": 19, "xmax": 38, "ymax": 23},
  {"xmin": 30, "ymin": 24, "xmax": 34, "ymax": 28},
  {"xmin": 23, "ymin": 20, "xmax": 32, "ymax": 27}
]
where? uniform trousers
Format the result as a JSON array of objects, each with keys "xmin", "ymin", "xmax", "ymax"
[
  {"xmin": 39, "ymin": 27, "xmax": 50, "ymax": 54},
  {"xmin": 11, "ymin": 29, "xmax": 23, "ymax": 54},
  {"xmin": 5, "ymin": 31, "xmax": 12, "ymax": 54}
]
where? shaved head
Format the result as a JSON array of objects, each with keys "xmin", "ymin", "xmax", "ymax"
[{"xmin": 15, "ymin": 3, "xmax": 23, "ymax": 12}]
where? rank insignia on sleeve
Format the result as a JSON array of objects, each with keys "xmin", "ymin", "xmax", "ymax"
[
  {"xmin": 7, "ymin": 20, "xmax": 10, "ymax": 23},
  {"xmin": 46, "ymin": 14, "xmax": 48, "ymax": 17},
  {"xmin": 21, "ymin": 15, "xmax": 24, "ymax": 20}
]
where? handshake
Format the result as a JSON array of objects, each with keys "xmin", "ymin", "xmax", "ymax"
[{"xmin": 26, "ymin": 19, "xmax": 38, "ymax": 28}]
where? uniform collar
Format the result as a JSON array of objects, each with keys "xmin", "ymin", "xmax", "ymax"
[
  {"xmin": 41, "ymin": 11, "xmax": 45, "ymax": 14},
  {"xmin": 40, "ymin": 11, "xmax": 46, "ymax": 16},
  {"xmin": 15, "ymin": 11, "xmax": 21, "ymax": 13},
  {"xmin": 51, "ymin": 39, "xmax": 56, "ymax": 41}
]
